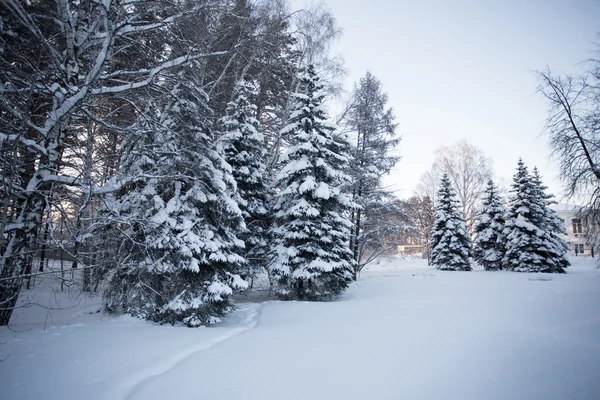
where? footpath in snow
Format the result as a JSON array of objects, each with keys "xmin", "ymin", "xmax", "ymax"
[{"xmin": 1, "ymin": 256, "xmax": 600, "ymax": 400}]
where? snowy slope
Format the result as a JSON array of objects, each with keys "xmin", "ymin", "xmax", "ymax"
[{"xmin": 2, "ymin": 256, "xmax": 600, "ymax": 400}]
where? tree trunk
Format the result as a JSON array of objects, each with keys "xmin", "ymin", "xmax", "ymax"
[
  {"xmin": 0, "ymin": 279, "xmax": 21, "ymax": 325},
  {"xmin": 0, "ymin": 119, "xmax": 66, "ymax": 324},
  {"xmin": 352, "ymin": 209, "xmax": 362, "ymax": 280}
]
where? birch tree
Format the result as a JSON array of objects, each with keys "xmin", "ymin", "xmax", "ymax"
[
  {"xmin": 0, "ymin": 0, "xmax": 231, "ymax": 325},
  {"xmin": 418, "ymin": 141, "xmax": 493, "ymax": 232}
]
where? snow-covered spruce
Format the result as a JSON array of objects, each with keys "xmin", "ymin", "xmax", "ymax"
[
  {"xmin": 530, "ymin": 167, "xmax": 569, "ymax": 272},
  {"xmin": 473, "ymin": 179, "xmax": 506, "ymax": 270},
  {"xmin": 219, "ymin": 81, "xmax": 271, "ymax": 278},
  {"xmin": 502, "ymin": 160, "xmax": 568, "ymax": 273},
  {"xmin": 269, "ymin": 65, "xmax": 355, "ymax": 300},
  {"xmin": 429, "ymin": 174, "xmax": 472, "ymax": 271},
  {"xmin": 97, "ymin": 83, "xmax": 247, "ymax": 326}
]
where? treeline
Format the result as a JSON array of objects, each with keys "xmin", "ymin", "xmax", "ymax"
[{"xmin": 0, "ymin": 1, "xmax": 404, "ymax": 326}]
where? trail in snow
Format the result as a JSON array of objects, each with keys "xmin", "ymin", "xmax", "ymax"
[{"xmin": 111, "ymin": 303, "xmax": 262, "ymax": 400}]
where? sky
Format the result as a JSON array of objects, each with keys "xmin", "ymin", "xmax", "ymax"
[{"xmin": 291, "ymin": 0, "xmax": 600, "ymax": 201}]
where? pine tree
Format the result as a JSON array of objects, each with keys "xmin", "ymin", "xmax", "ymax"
[
  {"xmin": 502, "ymin": 159, "xmax": 568, "ymax": 273},
  {"xmin": 219, "ymin": 80, "xmax": 271, "ymax": 278},
  {"xmin": 429, "ymin": 174, "xmax": 472, "ymax": 271},
  {"xmin": 98, "ymin": 79, "xmax": 247, "ymax": 326},
  {"xmin": 269, "ymin": 65, "xmax": 355, "ymax": 300},
  {"xmin": 473, "ymin": 179, "xmax": 506, "ymax": 270}
]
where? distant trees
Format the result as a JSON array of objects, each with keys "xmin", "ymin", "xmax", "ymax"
[
  {"xmin": 269, "ymin": 65, "xmax": 355, "ymax": 300},
  {"xmin": 418, "ymin": 141, "xmax": 493, "ymax": 231},
  {"xmin": 428, "ymin": 160, "xmax": 567, "ymax": 273},
  {"xmin": 353, "ymin": 196, "xmax": 411, "ymax": 272},
  {"xmin": 429, "ymin": 174, "xmax": 472, "ymax": 271},
  {"xmin": 404, "ymin": 195, "xmax": 435, "ymax": 263}
]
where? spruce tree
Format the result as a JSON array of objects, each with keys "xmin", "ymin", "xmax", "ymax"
[
  {"xmin": 502, "ymin": 159, "xmax": 567, "ymax": 273},
  {"xmin": 473, "ymin": 179, "xmax": 506, "ymax": 270},
  {"xmin": 530, "ymin": 168, "xmax": 569, "ymax": 273},
  {"xmin": 502, "ymin": 159, "xmax": 539, "ymax": 272},
  {"xmin": 219, "ymin": 80, "xmax": 271, "ymax": 278},
  {"xmin": 269, "ymin": 65, "xmax": 355, "ymax": 300},
  {"xmin": 98, "ymin": 80, "xmax": 247, "ymax": 326},
  {"xmin": 429, "ymin": 174, "xmax": 472, "ymax": 271}
]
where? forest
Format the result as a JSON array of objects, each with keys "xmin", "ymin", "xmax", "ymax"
[{"xmin": 0, "ymin": 0, "xmax": 403, "ymax": 326}]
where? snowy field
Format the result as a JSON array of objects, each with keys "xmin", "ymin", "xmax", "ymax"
[{"xmin": 1, "ymin": 256, "xmax": 600, "ymax": 400}]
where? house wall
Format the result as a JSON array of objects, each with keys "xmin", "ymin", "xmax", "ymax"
[{"xmin": 554, "ymin": 209, "xmax": 594, "ymax": 256}]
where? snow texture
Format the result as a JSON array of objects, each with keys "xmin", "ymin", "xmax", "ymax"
[{"xmin": 2, "ymin": 256, "xmax": 600, "ymax": 400}]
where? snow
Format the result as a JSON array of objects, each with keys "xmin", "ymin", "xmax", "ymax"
[{"xmin": 2, "ymin": 256, "xmax": 600, "ymax": 400}]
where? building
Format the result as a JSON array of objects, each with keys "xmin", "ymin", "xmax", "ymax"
[{"xmin": 551, "ymin": 204, "xmax": 595, "ymax": 256}]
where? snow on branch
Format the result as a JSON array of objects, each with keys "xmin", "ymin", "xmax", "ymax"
[
  {"xmin": 0, "ymin": 133, "xmax": 48, "ymax": 156},
  {"xmin": 92, "ymin": 51, "xmax": 228, "ymax": 95}
]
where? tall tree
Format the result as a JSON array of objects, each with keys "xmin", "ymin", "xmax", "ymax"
[
  {"xmin": 429, "ymin": 174, "xmax": 472, "ymax": 271},
  {"xmin": 344, "ymin": 72, "xmax": 400, "ymax": 273},
  {"xmin": 472, "ymin": 179, "xmax": 506, "ymax": 271},
  {"xmin": 269, "ymin": 65, "xmax": 355, "ymax": 300},
  {"xmin": 219, "ymin": 80, "xmax": 271, "ymax": 278},
  {"xmin": 537, "ymin": 56, "xmax": 600, "ymax": 256}
]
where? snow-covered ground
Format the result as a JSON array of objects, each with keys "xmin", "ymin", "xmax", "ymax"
[{"xmin": 2, "ymin": 256, "xmax": 600, "ymax": 400}]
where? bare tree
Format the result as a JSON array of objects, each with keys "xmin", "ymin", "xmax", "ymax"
[
  {"xmin": 537, "ymin": 67, "xmax": 600, "ymax": 205},
  {"xmin": 418, "ymin": 141, "xmax": 493, "ymax": 232},
  {"xmin": 537, "ymin": 53, "xmax": 600, "ymax": 258}
]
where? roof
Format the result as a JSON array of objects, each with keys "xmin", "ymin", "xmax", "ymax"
[{"xmin": 549, "ymin": 203, "xmax": 583, "ymax": 212}]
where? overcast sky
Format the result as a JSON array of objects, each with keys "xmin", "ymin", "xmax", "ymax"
[{"xmin": 291, "ymin": 0, "xmax": 599, "ymax": 201}]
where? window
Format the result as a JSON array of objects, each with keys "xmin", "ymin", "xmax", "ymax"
[
  {"xmin": 575, "ymin": 244, "xmax": 584, "ymax": 254},
  {"xmin": 572, "ymin": 219, "xmax": 583, "ymax": 234}
]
